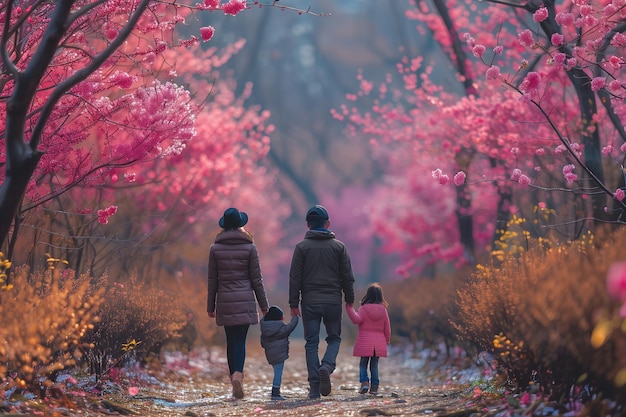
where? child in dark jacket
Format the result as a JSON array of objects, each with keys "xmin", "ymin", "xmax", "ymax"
[{"xmin": 260, "ymin": 305, "xmax": 299, "ymax": 400}]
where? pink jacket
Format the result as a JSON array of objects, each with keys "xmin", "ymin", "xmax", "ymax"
[{"xmin": 345, "ymin": 303, "xmax": 391, "ymax": 357}]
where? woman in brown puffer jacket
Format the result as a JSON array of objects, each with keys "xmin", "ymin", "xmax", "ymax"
[{"xmin": 207, "ymin": 207, "xmax": 269, "ymax": 400}]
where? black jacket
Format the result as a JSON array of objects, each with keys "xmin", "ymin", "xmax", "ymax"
[{"xmin": 289, "ymin": 229, "xmax": 355, "ymax": 308}]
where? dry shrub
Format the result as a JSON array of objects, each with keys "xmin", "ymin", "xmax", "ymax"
[
  {"xmin": 454, "ymin": 227, "xmax": 626, "ymax": 403},
  {"xmin": 0, "ymin": 265, "xmax": 104, "ymax": 397},
  {"xmin": 386, "ymin": 270, "xmax": 466, "ymax": 352},
  {"xmin": 83, "ymin": 274, "xmax": 190, "ymax": 378}
]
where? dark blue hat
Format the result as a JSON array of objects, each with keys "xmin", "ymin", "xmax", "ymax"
[
  {"xmin": 219, "ymin": 207, "xmax": 248, "ymax": 229},
  {"xmin": 306, "ymin": 204, "xmax": 329, "ymax": 222},
  {"xmin": 265, "ymin": 306, "xmax": 283, "ymax": 321}
]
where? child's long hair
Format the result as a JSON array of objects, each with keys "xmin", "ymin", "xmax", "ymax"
[{"xmin": 361, "ymin": 283, "xmax": 388, "ymax": 307}]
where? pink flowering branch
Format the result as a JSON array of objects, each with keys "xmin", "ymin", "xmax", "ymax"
[{"xmin": 500, "ymin": 77, "xmax": 626, "ymax": 212}]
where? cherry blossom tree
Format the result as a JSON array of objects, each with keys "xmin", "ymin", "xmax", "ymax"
[
  {"xmin": 337, "ymin": 0, "xmax": 626, "ymax": 276},
  {"xmin": 0, "ymin": 0, "xmax": 299, "ymax": 283},
  {"xmin": 0, "ymin": 0, "xmax": 299, "ymax": 254}
]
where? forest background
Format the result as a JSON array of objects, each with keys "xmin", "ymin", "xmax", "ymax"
[{"xmin": 3, "ymin": 0, "xmax": 626, "ymax": 412}]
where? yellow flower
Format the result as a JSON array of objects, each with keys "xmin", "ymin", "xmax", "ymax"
[{"xmin": 122, "ymin": 339, "xmax": 142, "ymax": 351}]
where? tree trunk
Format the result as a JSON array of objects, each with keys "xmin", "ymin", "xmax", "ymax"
[{"xmin": 0, "ymin": 148, "xmax": 42, "ymax": 248}]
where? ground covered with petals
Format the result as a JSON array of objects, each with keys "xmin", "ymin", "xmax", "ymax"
[{"xmin": 0, "ymin": 341, "xmax": 605, "ymax": 416}]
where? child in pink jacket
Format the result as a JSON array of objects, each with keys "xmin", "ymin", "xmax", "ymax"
[{"xmin": 345, "ymin": 283, "xmax": 391, "ymax": 395}]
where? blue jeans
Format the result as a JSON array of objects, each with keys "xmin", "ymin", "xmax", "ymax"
[
  {"xmin": 359, "ymin": 356, "xmax": 380, "ymax": 385},
  {"xmin": 301, "ymin": 303, "xmax": 342, "ymax": 389},
  {"xmin": 272, "ymin": 361, "xmax": 285, "ymax": 388},
  {"xmin": 224, "ymin": 325, "xmax": 249, "ymax": 375}
]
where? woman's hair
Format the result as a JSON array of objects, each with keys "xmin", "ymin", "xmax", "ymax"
[
  {"xmin": 216, "ymin": 228, "xmax": 253, "ymax": 239},
  {"xmin": 361, "ymin": 283, "xmax": 388, "ymax": 307}
]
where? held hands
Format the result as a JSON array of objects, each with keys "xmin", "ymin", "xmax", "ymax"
[
  {"xmin": 208, "ymin": 311, "xmax": 216, "ymax": 318},
  {"xmin": 290, "ymin": 307, "xmax": 301, "ymax": 317}
]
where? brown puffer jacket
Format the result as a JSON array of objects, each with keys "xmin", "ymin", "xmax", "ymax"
[{"xmin": 207, "ymin": 229, "xmax": 269, "ymax": 327}]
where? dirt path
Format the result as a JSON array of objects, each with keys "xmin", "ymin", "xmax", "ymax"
[{"xmin": 104, "ymin": 340, "xmax": 494, "ymax": 417}]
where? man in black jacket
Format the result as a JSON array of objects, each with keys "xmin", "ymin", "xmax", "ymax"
[{"xmin": 289, "ymin": 204, "xmax": 356, "ymax": 399}]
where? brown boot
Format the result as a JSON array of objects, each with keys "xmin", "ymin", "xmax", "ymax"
[{"xmin": 231, "ymin": 371, "xmax": 244, "ymax": 399}]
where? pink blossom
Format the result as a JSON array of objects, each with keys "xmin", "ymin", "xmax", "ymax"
[
  {"xmin": 109, "ymin": 71, "xmax": 135, "ymax": 89},
  {"xmin": 609, "ymin": 80, "xmax": 622, "ymax": 92},
  {"xmin": 562, "ymin": 164, "xmax": 575, "ymax": 174},
  {"xmin": 606, "ymin": 262, "xmax": 626, "ymax": 317},
  {"xmin": 510, "ymin": 147, "xmax": 519, "ymax": 156},
  {"xmin": 555, "ymin": 12, "xmax": 575, "ymax": 26},
  {"xmin": 602, "ymin": 145, "xmax": 614, "ymax": 156},
  {"xmin": 551, "ymin": 33, "xmax": 564, "ymax": 46},
  {"xmin": 200, "ymin": 26, "xmax": 215, "ymax": 42},
  {"xmin": 609, "ymin": 55, "xmax": 623, "ymax": 70},
  {"xmin": 562, "ymin": 164, "xmax": 577, "ymax": 183},
  {"xmin": 520, "ymin": 392, "xmax": 531, "ymax": 406},
  {"xmin": 591, "ymin": 77, "xmax": 606, "ymax": 91},
  {"xmin": 432, "ymin": 169, "xmax": 450, "ymax": 185},
  {"xmin": 533, "ymin": 6, "xmax": 549, "ymax": 22},
  {"xmin": 486, "ymin": 65, "xmax": 500, "ymax": 80},
  {"xmin": 525, "ymin": 72, "xmax": 541, "ymax": 89},
  {"xmin": 204, "ymin": 0, "xmax": 220, "ymax": 7},
  {"xmin": 520, "ymin": 72, "xmax": 541, "ymax": 96},
  {"xmin": 564, "ymin": 172, "xmax": 577, "ymax": 183},
  {"xmin": 604, "ymin": 4, "xmax": 617, "ymax": 16},
  {"xmin": 493, "ymin": 45, "xmax": 503, "ymax": 55},
  {"xmin": 554, "ymin": 144, "xmax": 567, "ymax": 154},
  {"xmin": 518, "ymin": 174, "xmax": 531, "ymax": 187},
  {"xmin": 223, "ymin": 0, "xmax": 246, "ymax": 15},
  {"xmin": 518, "ymin": 29, "xmax": 536, "ymax": 47},
  {"xmin": 510, "ymin": 168, "xmax": 522, "ymax": 181},
  {"xmin": 612, "ymin": 33, "xmax": 626, "ymax": 47},
  {"xmin": 554, "ymin": 53, "xmax": 566, "ymax": 64},
  {"xmin": 535, "ymin": 148, "xmax": 546, "ymax": 155},
  {"xmin": 454, "ymin": 171, "xmax": 466, "ymax": 186},
  {"xmin": 472, "ymin": 44, "xmax": 486, "ymax": 58},
  {"xmin": 128, "ymin": 387, "xmax": 139, "ymax": 396},
  {"xmin": 579, "ymin": 5, "xmax": 593, "ymax": 16},
  {"xmin": 97, "ymin": 205, "xmax": 118, "ymax": 224},
  {"xmin": 464, "ymin": 33, "xmax": 476, "ymax": 47},
  {"xmin": 105, "ymin": 28, "xmax": 118, "ymax": 40},
  {"xmin": 615, "ymin": 188, "xmax": 626, "ymax": 201}
]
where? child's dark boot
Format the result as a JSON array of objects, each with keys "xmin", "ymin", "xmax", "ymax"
[{"xmin": 271, "ymin": 386, "xmax": 285, "ymax": 401}]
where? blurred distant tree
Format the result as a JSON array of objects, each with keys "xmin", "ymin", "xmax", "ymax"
[{"xmin": 202, "ymin": 1, "xmax": 445, "ymax": 211}]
